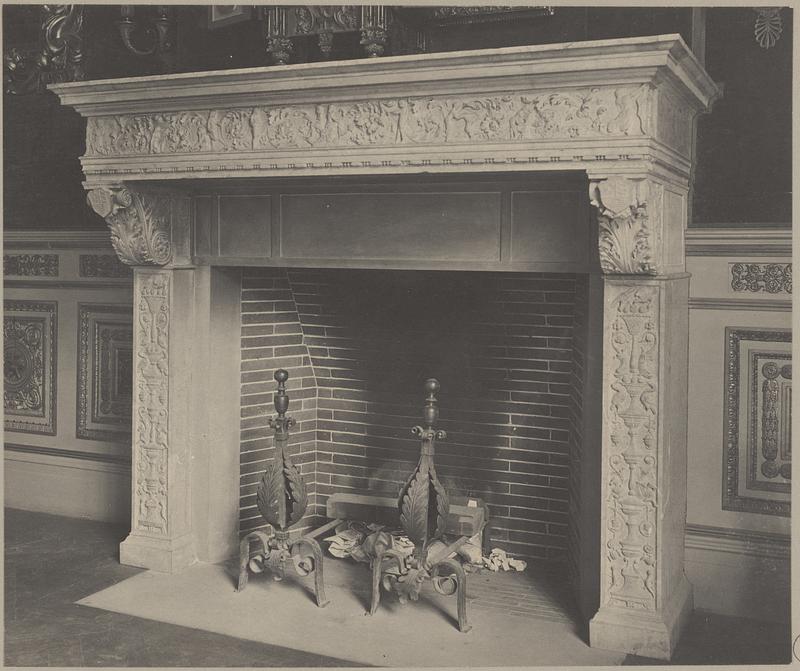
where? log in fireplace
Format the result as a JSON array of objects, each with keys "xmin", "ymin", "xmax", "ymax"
[{"xmin": 50, "ymin": 34, "xmax": 720, "ymax": 660}]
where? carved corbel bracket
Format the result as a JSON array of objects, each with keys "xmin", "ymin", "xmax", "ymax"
[
  {"xmin": 86, "ymin": 186, "xmax": 172, "ymax": 266},
  {"xmin": 589, "ymin": 176, "xmax": 656, "ymax": 275}
]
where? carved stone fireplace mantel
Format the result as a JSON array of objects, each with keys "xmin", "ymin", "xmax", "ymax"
[{"xmin": 50, "ymin": 34, "xmax": 720, "ymax": 660}]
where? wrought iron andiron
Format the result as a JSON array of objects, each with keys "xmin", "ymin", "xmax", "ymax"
[
  {"xmin": 370, "ymin": 378, "xmax": 471, "ymax": 632},
  {"xmin": 237, "ymin": 369, "xmax": 328, "ymax": 607}
]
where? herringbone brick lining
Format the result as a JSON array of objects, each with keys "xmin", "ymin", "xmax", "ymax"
[{"xmin": 241, "ymin": 268, "xmax": 585, "ymax": 562}]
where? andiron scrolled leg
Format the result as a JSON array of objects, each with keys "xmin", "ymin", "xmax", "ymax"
[
  {"xmin": 432, "ymin": 558, "xmax": 471, "ymax": 633},
  {"xmin": 293, "ymin": 535, "xmax": 329, "ymax": 608}
]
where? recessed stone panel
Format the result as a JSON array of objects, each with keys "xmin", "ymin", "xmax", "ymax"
[{"xmin": 280, "ymin": 192, "xmax": 502, "ymax": 262}]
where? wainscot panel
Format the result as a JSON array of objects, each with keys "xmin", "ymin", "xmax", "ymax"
[
  {"xmin": 4, "ymin": 232, "xmax": 133, "ymax": 523},
  {"xmin": 684, "ymin": 227, "xmax": 790, "ymax": 621}
]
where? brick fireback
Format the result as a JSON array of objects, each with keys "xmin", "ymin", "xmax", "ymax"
[{"xmin": 240, "ymin": 267, "xmax": 587, "ymax": 561}]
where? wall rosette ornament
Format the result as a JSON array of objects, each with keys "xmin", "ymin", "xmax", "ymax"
[
  {"xmin": 590, "ymin": 177, "xmax": 655, "ymax": 275},
  {"xmin": 86, "ymin": 187, "xmax": 172, "ymax": 266}
]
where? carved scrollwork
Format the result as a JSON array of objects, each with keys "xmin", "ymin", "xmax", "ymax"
[
  {"xmin": 730, "ymin": 262, "xmax": 791, "ymax": 294},
  {"xmin": 590, "ymin": 177, "xmax": 656, "ymax": 275},
  {"xmin": 134, "ymin": 272, "xmax": 170, "ymax": 534},
  {"xmin": 4, "ymin": 5, "xmax": 84, "ymax": 95},
  {"xmin": 86, "ymin": 187, "xmax": 172, "ymax": 267},
  {"xmin": 604, "ymin": 286, "xmax": 659, "ymax": 611}
]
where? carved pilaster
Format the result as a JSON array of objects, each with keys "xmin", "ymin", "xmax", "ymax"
[
  {"xmin": 134, "ymin": 271, "xmax": 170, "ymax": 535},
  {"xmin": 120, "ymin": 266, "xmax": 195, "ymax": 572},
  {"xmin": 604, "ymin": 286, "xmax": 659, "ymax": 611},
  {"xmin": 590, "ymin": 177, "xmax": 657, "ymax": 275},
  {"xmin": 590, "ymin": 277, "xmax": 693, "ymax": 659}
]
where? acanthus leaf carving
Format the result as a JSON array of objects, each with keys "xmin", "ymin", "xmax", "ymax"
[
  {"xmin": 86, "ymin": 186, "xmax": 172, "ymax": 267},
  {"xmin": 604, "ymin": 286, "xmax": 659, "ymax": 611},
  {"xmin": 591, "ymin": 177, "xmax": 656, "ymax": 275}
]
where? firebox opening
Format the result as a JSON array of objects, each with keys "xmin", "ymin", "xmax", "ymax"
[{"xmin": 239, "ymin": 266, "xmax": 592, "ymax": 620}]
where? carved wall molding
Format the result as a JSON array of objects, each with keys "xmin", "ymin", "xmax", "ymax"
[
  {"xmin": 604, "ymin": 285, "xmax": 659, "ymax": 611},
  {"xmin": 723, "ymin": 327, "xmax": 791, "ymax": 517},
  {"xmin": 4, "ymin": 300, "xmax": 57, "ymax": 435},
  {"xmin": 86, "ymin": 187, "xmax": 172, "ymax": 267},
  {"xmin": 590, "ymin": 177, "xmax": 656, "ymax": 275},
  {"xmin": 84, "ymin": 85, "xmax": 653, "ymax": 158},
  {"xmin": 77, "ymin": 304, "xmax": 133, "ymax": 442},
  {"xmin": 133, "ymin": 272, "xmax": 171, "ymax": 535},
  {"xmin": 730, "ymin": 262, "xmax": 792, "ymax": 294},
  {"xmin": 4, "ymin": 254, "xmax": 59, "ymax": 277}
]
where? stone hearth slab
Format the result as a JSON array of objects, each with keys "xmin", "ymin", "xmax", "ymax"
[{"xmin": 77, "ymin": 558, "xmax": 625, "ymax": 667}]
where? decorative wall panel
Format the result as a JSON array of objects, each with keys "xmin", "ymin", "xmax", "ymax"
[
  {"xmin": 77, "ymin": 304, "xmax": 133, "ymax": 441},
  {"xmin": 3, "ymin": 254, "xmax": 59, "ymax": 277},
  {"xmin": 723, "ymin": 327, "xmax": 791, "ymax": 516},
  {"xmin": 730, "ymin": 263, "xmax": 792, "ymax": 294},
  {"xmin": 4, "ymin": 301, "xmax": 57, "ymax": 435}
]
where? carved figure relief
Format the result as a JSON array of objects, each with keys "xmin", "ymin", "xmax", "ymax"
[
  {"xmin": 86, "ymin": 187, "xmax": 172, "ymax": 266},
  {"xmin": 604, "ymin": 286, "xmax": 659, "ymax": 611},
  {"xmin": 723, "ymin": 327, "xmax": 790, "ymax": 517},
  {"xmin": 134, "ymin": 273, "xmax": 170, "ymax": 534},
  {"xmin": 590, "ymin": 177, "xmax": 656, "ymax": 275},
  {"xmin": 84, "ymin": 85, "xmax": 652, "ymax": 158},
  {"xmin": 4, "ymin": 301, "xmax": 57, "ymax": 435},
  {"xmin": 77, "ymin": 304, "xmax": 133, "ymax": 441},
  {"xmin": 3, "ymin": 254, "xmax": 59, "ymax": 277},
  {"xmin": 730, "ymin": 263, "xmax": 792, "ymax": 294}
]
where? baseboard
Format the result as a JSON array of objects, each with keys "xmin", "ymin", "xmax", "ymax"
[
  {"xmin": 684, "ymin": 524, "xmax": 789, "ymax": 623},
  {"xmin": 685, "ymin": 523, "xmax": 790, "ymax": 559},
  {"xmin": 4, "ymin": 448, "xmax": 131, "ymax": 524}
]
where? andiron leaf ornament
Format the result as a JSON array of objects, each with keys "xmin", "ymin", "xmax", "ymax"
[
  {"xmin": 372, "ymin": 378, "xmax": 471, "ymax": 632},
  {"xmin": 238, "ymin": 369, "xmax": 326, "ymax": 607}
]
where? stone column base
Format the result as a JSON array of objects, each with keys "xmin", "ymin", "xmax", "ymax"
[
  {"xmin": 589, "ymin": 575, "xmax": 693, "ymax": 660},
  {"xmin": 120, "ymin": 532, "xmax": 195, "ymax": 573}
]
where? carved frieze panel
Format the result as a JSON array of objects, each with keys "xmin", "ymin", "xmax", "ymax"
[
  {"xmin": 133, "ymin": 272, "xmax": 170, "ymax": 535},
  {"xmin": 3, "ymin": 300, "xmax": 57, "ymax": 435},
  {"xmin": 730, "ymin": 263, "xmax": 792, "ymax": 294},
  {"xmin": 79, "ymin": 254, "xmax": 133, "ymax": 278},
  {"xmin": 84, "ymin": 84, "xmax": 652, "ymax": 158},
  {"xmin": 3, "ymin": 254, "xmax": 59, "ymax": 277},
  {"xmin": 604, "ymin": 285, "xmax": 659, "ymax": 611},
  {"xmin": 723, "ymin": 327, "xmax": 791, "ymax": 517},
  {"xmin": 77, "ymin": 304, "xmax": 133, "ymax": 442}
]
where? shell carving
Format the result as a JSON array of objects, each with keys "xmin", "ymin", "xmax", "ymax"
[{"xmin": 754, "ymin": 8, "xmax": 782, "ymax": 49}]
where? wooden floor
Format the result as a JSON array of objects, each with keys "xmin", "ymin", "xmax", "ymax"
[{"xmin": 4, "ymin": 508, "xmax": 792, "ymax": 667}]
